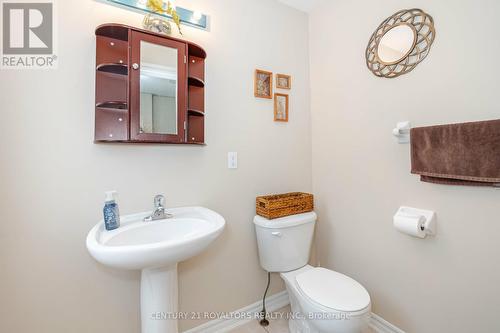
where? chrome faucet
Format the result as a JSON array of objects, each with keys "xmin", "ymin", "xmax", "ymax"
[{"xmin": 144, "ymin": 195, "xmax": 172, "ymax": 222}]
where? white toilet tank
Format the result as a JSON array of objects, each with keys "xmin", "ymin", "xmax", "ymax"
[{"xmin": 254, "ymin": 212, "xmax": 317, "ymax": 272}]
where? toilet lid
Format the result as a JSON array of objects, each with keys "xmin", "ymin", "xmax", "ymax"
[{"xmin": 295, "ymin": 268, "xmax": 370, "ymax": 312}]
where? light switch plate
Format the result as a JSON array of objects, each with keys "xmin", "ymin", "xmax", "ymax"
[{"xmin": 228, "ymin": 152, "xmax": 237, "ymax": 169}]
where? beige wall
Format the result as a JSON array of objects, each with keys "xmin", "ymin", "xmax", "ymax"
[
  {"xmin": 309, "ymin": 1, "xmax": 500, "ymax": 332},
  {"xmin": 0, "ymin": 0, "xmax": 311, "ymax": 332}
]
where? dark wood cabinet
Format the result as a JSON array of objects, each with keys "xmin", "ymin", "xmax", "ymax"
[
  {"xmin": 94, "ymin": 23, "xmax": 206, "ymax": 144},
  {"xmin": 96, "ymin": 36, "xmax": 128, "ymax": 65}
]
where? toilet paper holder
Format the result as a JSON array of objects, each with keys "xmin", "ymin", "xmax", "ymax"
[{"xmin": 393, "ymin": 206, "xmax": 436, "ymax": 237}]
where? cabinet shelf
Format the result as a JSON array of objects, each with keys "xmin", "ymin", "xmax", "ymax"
[
  {"xmin": 96, "ymin": 63, "xmax": 128, "ymax": 75},
  {"xmin": 96, "ymin": 24, "xmax": 129, "ymax": 41},
  {"xmin": 188, "ymin": 109, "xmax": 204, "ymax": 116},
  {"xmin": 188, "ymin": 76, "xmax": 205, "ymax": 88},
  {"xmin": 188, "ymin": 44, "xmax": 206, "ymax": 59},
  {"xmin": 96, "ymin": 101, "xmax": 128, "ymax": 110}
]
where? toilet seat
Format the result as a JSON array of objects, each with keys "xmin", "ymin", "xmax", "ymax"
[{"xmin": 295, "ymin": 267, "xmax": 370, "ymax": 312}]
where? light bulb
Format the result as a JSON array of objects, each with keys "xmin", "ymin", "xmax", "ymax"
[{"xmin": 193, "ymin": 11, "xmax": 202, "ymax": 20}]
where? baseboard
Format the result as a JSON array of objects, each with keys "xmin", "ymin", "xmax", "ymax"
[
  {"xmin": 183, "ymin": 290, "xmax": 405, "ymax": 333},
  {"xmin": 183, "ymin": 290, "xmax": 290, "ymax": 333},
  {"xmin": 370, "ymin": 313, "xmax": 406, "ymax": 333}
]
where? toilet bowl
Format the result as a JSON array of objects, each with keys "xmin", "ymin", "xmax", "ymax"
[
  {"xmin": 254, "ymin": 212, "xmax": 371, "ymax": 333},
  {"xmin": 282, "ymin": 265, "xmax": 371, "ymax": 333}
]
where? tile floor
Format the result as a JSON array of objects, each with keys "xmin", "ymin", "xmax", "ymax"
[
  {"xmin": 232, "ymin": 306, "xmax": 291, "ymax": 333},
  {"xmin": 231, "ymin": 306, "xmax": 376, "ymax": 333}
]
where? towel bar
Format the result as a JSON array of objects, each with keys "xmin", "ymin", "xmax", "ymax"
[{"xmin": 393, "ymin": 121, "xmax": 411, "ymax": 144}]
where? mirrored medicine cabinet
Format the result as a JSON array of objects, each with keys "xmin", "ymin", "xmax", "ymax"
[{"xmin": 95, "ymin": 24, "xmax": 206, "ymax": 144}]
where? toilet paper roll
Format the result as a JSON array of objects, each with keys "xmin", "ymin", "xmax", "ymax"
[{"xmin": 393, "ymin": 214, "xmax": 426, "ymax": 238}]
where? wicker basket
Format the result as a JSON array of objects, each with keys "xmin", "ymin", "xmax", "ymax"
[{"xmin": 256, "ymin": 192, "xmax": 314, "ymax": 220}]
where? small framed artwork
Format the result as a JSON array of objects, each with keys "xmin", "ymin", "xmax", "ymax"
[
  {"xmin": 254, "ymin": 69, "xmax": 273, "ymax": 99},
  {"xmin": 274, "ymin": 93, "xmax": 289, "ymax": 122},
  {"xmin": 276, "ymin": 74, "xmax": 291, "ymax": 89}
]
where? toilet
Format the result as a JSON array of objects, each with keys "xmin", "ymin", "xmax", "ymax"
[{"xmin": 254, "ymin": 212, "xmax": 371, "ymax": 333}]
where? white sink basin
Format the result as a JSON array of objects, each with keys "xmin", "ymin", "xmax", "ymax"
[
  {"xmin": 86, "ymin": 206, "xmax": 225, "ymax": 333},
  {"xmin": 87, "ymin": 206, "xmax": 225, "ymax": 270}
]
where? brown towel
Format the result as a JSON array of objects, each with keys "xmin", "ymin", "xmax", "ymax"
[{"xmin": 410, "ymin": 119, "xmax": 500, "ymax": 187}]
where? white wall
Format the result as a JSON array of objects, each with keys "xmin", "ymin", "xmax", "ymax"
[
  {"xmin": 0, "ymin": 0, "xmax": 311, "ymax": 332},
  {"xmin": 309, "ymin": 1, "xmax": 500, "ymax": 332}
]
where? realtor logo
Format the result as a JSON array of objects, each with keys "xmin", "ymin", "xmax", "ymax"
[{"xmin": 1, "ymin": 0, "xmax": 57, "ymax": 69}]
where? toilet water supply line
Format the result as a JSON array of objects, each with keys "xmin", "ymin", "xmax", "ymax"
[{"xmin": 259, "ymin": 272, "xmax": 271, "ymax": 327}]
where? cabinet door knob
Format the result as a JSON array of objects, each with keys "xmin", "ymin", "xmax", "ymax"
[{"xmin": 132, "ymin": 63, "xmax": 139, "ymax": 70}]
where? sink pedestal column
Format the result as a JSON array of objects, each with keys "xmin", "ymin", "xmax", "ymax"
[{"xmin": 141, "ymin": 264, "xmax": 178, "ymax": 333}]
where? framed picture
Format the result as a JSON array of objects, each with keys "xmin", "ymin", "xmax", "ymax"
[
  {"xmin": 254, "ymin": 69, "xmax": 273, "ymax": 99},
  {"xmin": 274, "ymin": 93, "xmax": 289, "ymax": 122},
  {"xmin": 276, "ymin": 74, "xmax": 291, "ymax": 89}
]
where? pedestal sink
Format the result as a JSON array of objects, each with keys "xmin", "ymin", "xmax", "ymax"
[{"xmin": 86, "ymin": 206, "xmax": 225, "ymax": 333}]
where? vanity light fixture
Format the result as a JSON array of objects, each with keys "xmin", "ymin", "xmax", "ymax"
[
  {"xmin": 193, "ymin": 11, "xmax": 202, "ymax": 20},
  {"xmin": 103, "ymin": 0, "xmax": 209, "ymax": 30}
]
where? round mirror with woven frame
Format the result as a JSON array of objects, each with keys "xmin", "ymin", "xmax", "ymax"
[{"xmin": 366, "ymin": 9, "xmax": 435, "ymax": 78}]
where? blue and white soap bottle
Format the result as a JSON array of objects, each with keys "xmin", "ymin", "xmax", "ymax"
[{"xmin": 103, "ymin": 191, "xmax": 120, "ymax": 231}]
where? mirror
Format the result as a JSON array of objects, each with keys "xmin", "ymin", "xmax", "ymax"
[
  {"xmin": 365, "ymin": 9, "xmax": 435, "ymax": 78},
  {"xmin": 377, "ymin": 24, "xmax": 415, "ymax": 64},
  {"xmin": 139, "ymin": 41, "xmax": 178, "ymax": 135}
]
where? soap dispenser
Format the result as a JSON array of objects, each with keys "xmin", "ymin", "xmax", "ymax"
[{"xmin": 103, "ymin": 191, "xmax": 120, "ymax": 231}]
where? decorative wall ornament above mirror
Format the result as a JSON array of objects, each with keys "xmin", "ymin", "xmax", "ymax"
[{"xmin": 366, "ymin": 9, "xmax": 435, "ymax": 78}]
